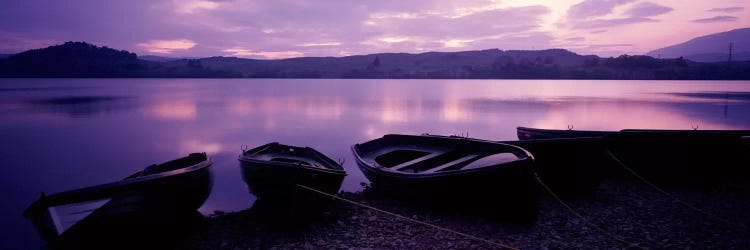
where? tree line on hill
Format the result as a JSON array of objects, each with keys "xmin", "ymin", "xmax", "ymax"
[{"xmin": 0, "ymin": 42, "xmax": 748, "ymax": 79}]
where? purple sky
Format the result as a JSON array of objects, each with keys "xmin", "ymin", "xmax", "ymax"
[{"xmin": 0, "ymin": 0, "xmax": 747, "ymax": 58}]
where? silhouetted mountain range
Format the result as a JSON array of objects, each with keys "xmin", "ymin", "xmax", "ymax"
[
  {"xmin": 647, "ymin": 28, "xmax": 750, "ymax": 62},
  {"xmin": 1, "ymin": 41, "xmax": 749, "ymax": 79},
  {"xmin": 0, "ymin": 42, "xmax": 239, "ymax": 77}
]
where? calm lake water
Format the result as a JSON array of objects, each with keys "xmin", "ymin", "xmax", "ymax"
[{"xmin": 2, "ymin": 78, "xmax": 750, "ymax": 248}]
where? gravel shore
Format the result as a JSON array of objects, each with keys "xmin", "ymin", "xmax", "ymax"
[{"xmin": 175, "ymin": 180, "xmax": 750, "ymax": 249}]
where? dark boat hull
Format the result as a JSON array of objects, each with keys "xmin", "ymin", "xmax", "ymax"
[
  {"xmin": 518, "ymin": 127, "xmax": 750, "ymax": 185},
  {"xmin": 353, "ymin": 135, "xmax": 537, "ymax": 218},
  {"xmin": 503, "ymin": 137, "xmax": 610, "ymax": 197},
  {"xmin": 25, "ymin": 153, "xmax": 213, "ymax": 248},
  {"xmin": 741, "ymin": 136, "xmax": 750, "ymax": 179},
  {"xmin": 240, "ymin": 161, "xmax": 345, "ymax": 208},
  {"xmin": 605, "ymin": 131, "xmax": 746, "ymax": 185},
  {"xmin": 238, "ymin": 143, "xmax": 346, "ymax": 217}
]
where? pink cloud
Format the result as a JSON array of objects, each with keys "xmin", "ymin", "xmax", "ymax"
[
  {"xmin": 708, "ymin": 7, "xmax": 744, "ymax": 13},
  {"xmin": 222, "ymin": 48, "xmax": 304, "ymax": 59},
  {"xmin": 625, "ymin": 2, "xmax": 673, "ymax": 17},
  {"xmin": 564, "ymin": 0, "xmax": 670, "ymax": 29},
  {"xmin": 298, "ymin": 42, "xmax": 342, "ymax": 47},
  {"xmin": 138, "ymin": 39, "xmax": 196, "ymax": 54},
  {"xmin": 174, "ymin": 0, "xmax": 220, "ymax": 14},
  {"xmin": 566, "ymin": 0, "xmax": 636, "ymax": 19},
  {"xmin": 691, "ymin": 16, "xmax": 739, "ymax": 23},
  {"xmin": 2, "ymin": 0, "xmax": 750, "ymax": 58}
]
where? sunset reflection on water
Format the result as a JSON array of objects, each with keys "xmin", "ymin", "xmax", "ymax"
[
  {"xmin": 149, "ymin": 100, "xmax": 197, "ymax": 120},
  {"xmin": 1, "ymin": 78, "xmax": 750, "ymax": 248},
  {"xmin": 529, "ymin": 100, "xmax": 743, "ymax": 131}
]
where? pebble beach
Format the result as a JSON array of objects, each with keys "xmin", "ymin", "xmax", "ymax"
[{"xmin": 175, "ymin": 179, "xmax": 750, "ymax": 249}]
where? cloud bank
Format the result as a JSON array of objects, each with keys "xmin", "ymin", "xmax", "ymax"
[
  {"xmin": 691, "ymin": 16, "xmax": 739, "ymax": 23},
  {"xmin": 563, "ymin": 0, "xmax": 673, "ymax": 29},
  {"xmin": 0, "ymin": 0, "xmax": 747, "ymax": 58},
  {"xmin": 708, "ymin": 7, "xmax": 744, "ymax": 13}
]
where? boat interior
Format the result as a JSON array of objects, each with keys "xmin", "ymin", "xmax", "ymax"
[
  {"xmin": 365, "ymin": 143, "xmax": 520, "ymax": 174},
  {"xmin": 255, "ymin": 152, "xmax": 328, "ymax": 168},
  {"xmin": 244, "ymin": 143, "xmax": 343, "ymax": 170}
]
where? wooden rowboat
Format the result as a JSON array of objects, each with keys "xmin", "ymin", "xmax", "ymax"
[
  {"xmin": 352, "ymin": 134, "xmax": 536, "ymax": 218},
  {"xmin": 239, "ymin": 143, "xmax": 346, "ymax": 215},
  {"xmin": 24, "ymin": 153, "xmax": 213, "ymax": 247}
]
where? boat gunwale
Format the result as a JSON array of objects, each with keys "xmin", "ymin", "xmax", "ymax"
[
  {"xmin": 620, "ymin": 129, "xmax": 750, "ymax": 134},
  {"xmin": 238, "ymin": 142, "xmax": 346, "ymax": 175},
  {"xmin": 238, "ymin": 157, "xmax": 347, "ymax": 176},
  {"xmin": 518, "ymin": 126, "xmax": 750, "ymax": 135},
  {"xmin": 517, "ymin": 126, "xmax": 618, "ymax": 134},
  {"xmin": 500, "ymin": 136, "xmax": 605, "ymax": 144}
]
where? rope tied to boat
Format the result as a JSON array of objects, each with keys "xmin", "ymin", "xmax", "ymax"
[
  {"xmin": 605, "ymin": 150, "xmax": 750, "ymax": 235},
  {"xmin": 296, "ymin": 184, "xmax": 518, "ymax": 250},
  {"xmin": 534, "ymin": 174, "xmax": 647, "ymax": 249}
]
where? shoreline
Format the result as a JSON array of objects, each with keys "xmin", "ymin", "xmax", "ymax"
[{"xmin": 175, "ymin": 179, "xmax": 750, "ymax": 249}]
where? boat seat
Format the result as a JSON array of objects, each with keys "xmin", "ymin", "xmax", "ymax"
[
  {"xmin": 420, "ymin": 154, "xmax": 482, "ymax": 173},
  {"xmin": 271, "ymin": 157, "xmax": 313, "ymax": 167},
  {"xmin": 462, "ymin": 152, "xmax": 519, "ymax": 170},
  {"xmin": 384, "ymin": 152, "xmax": 442, "ymax": 170}
]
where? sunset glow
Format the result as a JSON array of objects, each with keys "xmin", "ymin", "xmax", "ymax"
[
  {"xmin": 3, "ymin": 1, "xmax": 750, "ymax": 248},
  {"xmin": 0, "ymin": 1, "xmax": 747, "ymax": 58},
  {"xmin": 138, "ymin": 39, "xmax": 197, "ymax": 54}
]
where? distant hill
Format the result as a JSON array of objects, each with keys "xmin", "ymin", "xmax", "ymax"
[
  {"xmin": 0, "ymin": 42, "xmax": 239, "ymax": 77},
  {"xmin": 0, "ymin": 54, "xmax": 12, "ymax": 59},
  {"xmin": 647, "ymin": 28, "xmax": 750, "ymax": 62},
  {"xmin": 0, "ymin": 42, "xmax": 144, "ymax": 77},
  {"xmin": 160, "ymin": 49, "xmax": 597, "ymax": 78},
  {"xmin": 1, "ymin": 41, "xmax": 749, "ymax": 79}
]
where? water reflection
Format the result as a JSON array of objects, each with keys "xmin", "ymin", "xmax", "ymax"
[
  {"xmin": 2, "ymin": 79, "xmax": 750, "ymax": 249},
  {"xmin": 148, "ymin": 100, "xmax": 197, "ymax": 120},
  {"xmin": 304, "ymin": 97, "xmax": 346, "ymax": 120},
  {"xmin": 227, "ymin": 99, "xmax": 254, "ymax": 115},
  {"xmin": 528, "ymin": 100, "xmax": 742, "ymax": 130},
  {"xmin": 23, "ymin": 95, "xmax": 136, "ymax": 117},
  {"xmin": 180, "ymin": 139, "xmax": 224, "ymax": 155},
  {"xmin": 379, "ymin": 98, "xmax": 411, "ymax": 123},
  {"xmin": 226, "ymin": 97, "xmax": 346, "ymax": 121},
  {"xmin": 440, "ymin": 99, "xmax": 471, "ymax": 122}
]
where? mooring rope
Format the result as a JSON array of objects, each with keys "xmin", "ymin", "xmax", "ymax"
[
  {"xmin": 296, "ymin": 184, "xmax": 518, "ymax": 250},
  {"xmin": 605, "ymin": 150, "xmax": 750, "ymax": 235},
  {"xmin": 534, "ymin": 175, "xmax": 647, "ymax": 249}
]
